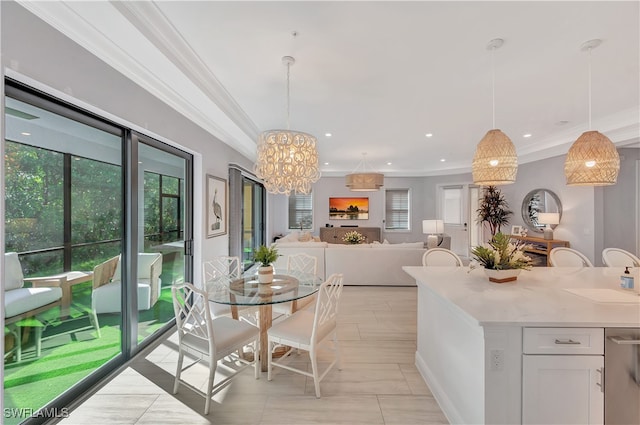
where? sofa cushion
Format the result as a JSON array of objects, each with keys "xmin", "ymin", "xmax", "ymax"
[
  {"xmin": 274, "ymin": 241, "xmax": 328, "ymax": 248},
  {"xmin": 4, "ymin": 286, "xmax": 62, "ymax": 318},
  {"xmin": 371, "ymin": 241, "xmax": 424, "ymax": 249},
  {"xmin": 326, "ymin": 243, "xmax": 371, "ymax": 248},
  {"xmin": 4, "ymin": 252, "xmax": 25, "ymax": 291}
]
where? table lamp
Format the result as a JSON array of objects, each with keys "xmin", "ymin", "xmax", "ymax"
[
  {"xmin": 537, "ymin": 212, "xmax": 560, "ymax": 240},
  {"xmin": 423, "ymin": 219, "xmax": 444, "ymax": 249}
]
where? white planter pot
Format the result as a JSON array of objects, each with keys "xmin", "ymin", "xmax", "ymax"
[
  {"xmin": 484, "ymin": 268, "xmax": 522, "ymax": 283},
  {"xmin": 258, "ymin": 265, "xmax": 274, "ymax": 284}
]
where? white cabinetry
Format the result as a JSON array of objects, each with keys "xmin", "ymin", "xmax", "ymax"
[{"xmin": 522, "ymin": 328, "xmax": 604, "ymax": 425}]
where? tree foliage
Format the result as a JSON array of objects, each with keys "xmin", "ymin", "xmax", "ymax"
[{"xmin": 476, "ymin": 186, "xmax": 512, "ymax": 236}]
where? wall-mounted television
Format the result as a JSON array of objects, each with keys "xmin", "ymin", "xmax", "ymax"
[{"xmin": 329, "ymin": 197, "xmax": 369, "ymax": 220}]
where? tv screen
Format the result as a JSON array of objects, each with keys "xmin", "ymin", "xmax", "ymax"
[{"xmin": 329, "ymin": 197, "xmax": 369, "ymax": 220}]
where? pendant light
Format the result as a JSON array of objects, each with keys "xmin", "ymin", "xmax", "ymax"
[
  {"xmin": 564, "ymin": 39, "xmax": 620, "ymax": 186},
  {"xmin": 345, "ymin": 153, "xmax": 384, "ymax": 191},
  {"xmin": 472, "ymin": 38, "xmax": 518, "ymax": 186},
  {"xmin": 254, "ymin": 55, "xmax": 320, "ymax": 195}
]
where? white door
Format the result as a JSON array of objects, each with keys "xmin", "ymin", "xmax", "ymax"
[
  {"xmin": 439, "ymin": 185, "xmax": 482, "ymax": 258},
  {"xmin": 522, "ymin": 355, "xmax": 604, "ymax": 424}
]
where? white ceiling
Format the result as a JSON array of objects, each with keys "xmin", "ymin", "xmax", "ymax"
[{"xmin": 18, "ymin": 1, "xmax": 640, "ymax": 177}]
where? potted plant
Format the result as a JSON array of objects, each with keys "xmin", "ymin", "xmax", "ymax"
[
  {"xmin": 471, "ymin": 233, "xmax": 533, "ymax": 283},
  {"xmin": 253, "ymin": 245, "xmax": 279, "ymax": 284},
  {"xmin": 476, "ymin": 185, "xmax": 513, "ymax": 237}
]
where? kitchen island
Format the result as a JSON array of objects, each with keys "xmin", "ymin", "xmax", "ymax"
[{"xmin": 403, "ymin": 266, "xmax": 640, "ymax": 425}]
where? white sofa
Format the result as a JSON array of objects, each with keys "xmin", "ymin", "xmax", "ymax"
[
  {"xmin": 92, "ymin": 253, "xmax": 162, "ymax": 314},
  {"xmin": 273, "ymin": 241, "xmax": 426, "ymax": 286}
]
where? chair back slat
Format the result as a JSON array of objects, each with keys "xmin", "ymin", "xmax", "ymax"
[
  {"xmin": 549, "ymin": 248, "xmax": 593, "ymax": 267},
  {"xmin": 287, "ymin": 253, "xmax": 318, "ymax": 276},
  {"xmin": 172, "ymin": 283, "xmax": 215, "ymax": 349},
  {"xmin": 312, "ymin": 273, "xmax": 343, "ymax": 342},
  {"xmin": 602, "ymin": 248, "xmax": 640, "ymax": 267},
  {"xmin": 422, "ymin": 248, "xmax": 463, "ymax": 267}
]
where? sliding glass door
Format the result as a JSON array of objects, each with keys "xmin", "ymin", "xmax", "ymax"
[{"xmin": 3, "ymin": 81, "xmax": 193, "ymax": 424}]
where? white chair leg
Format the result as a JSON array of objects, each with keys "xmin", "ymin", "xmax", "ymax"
[
  {"xmin": 173, "ymin": 352, "xmax": 184, "ymax": 394},
  {"xmin": 267, "ymin": 340, "xmax": 273, "ymax": 381},
  {"xmin": 254, "ymin": 339, "xmax": 260, "ymax": 379},
  {"xmin": 89, "ymin": 310, "xmax": 101, "ymax": 338},
  {"xmin": 204, "ymin": 363, "xmax": 216, "ymax": 415},
  {"xmin": 310, "ymin": 347, "xmax": 321, "ymax": 398}
]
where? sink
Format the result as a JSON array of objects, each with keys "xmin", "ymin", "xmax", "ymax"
[{"xmin": 564, "ymin": 288, "xmax": 640, "ymax": 303}]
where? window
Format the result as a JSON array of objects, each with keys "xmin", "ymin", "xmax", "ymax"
[
  {"xmin": 385, "ymin": 189, "xmax": 410, "ymax": 230},
  {"xmin": 288, "ymin": 193, "xmax": 313, "ymax": 230}
]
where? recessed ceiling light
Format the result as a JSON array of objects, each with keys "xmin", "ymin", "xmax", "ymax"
[
  {"xmin": 21, "ymin": 132, "xmax": 30, "ymax": 136},
  {"xmin": 425, "ymin": 133, "xmax": 433, "ymax": 138},
  {"xmin": 324, "ymin": 133, "xmax": 332, "ymax": 137},
  {"xmin": 387, "ymin": 162, "xmax": 392, "ymax": 165},
  {"xmin": 440, "ymin": 158, "xmax": 446, "ymax": 162},
  {"xmin": 556, "ymin": 120, "xmax": 570, "ymax": 126},
  {"xmin": 324, "ymin": 162, "xmax": 329, "ymax": 165},
  {"xmin": 523, "ymin": 133, "xmax": 532, "ymax": 138}
]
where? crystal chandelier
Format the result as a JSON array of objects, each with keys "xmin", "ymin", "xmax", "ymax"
[
  {"xmin": 254, "ymin": 56, "xmax": 320, "ymax": 195},
  {"xmin": 564, "ymin": 39, "xmax": 619, "ymax": 186},
  {"xmin": 345, "ymin": 153, "xmax": 384, "ymax": 191},
  {"xmin": 472, "ymin": 38, "xmax": 518, "ymax": 186}
]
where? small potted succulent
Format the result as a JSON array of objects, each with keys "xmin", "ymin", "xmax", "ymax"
[{"xmin": 253, "ymin": 245, "xmax": 279, "ymax": 284}]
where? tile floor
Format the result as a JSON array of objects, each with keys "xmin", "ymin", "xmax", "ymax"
[{"xmin": 57, "ymin": 286, "xmax": 449, "ymax": 425}]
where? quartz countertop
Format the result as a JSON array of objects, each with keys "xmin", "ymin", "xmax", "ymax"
[{"xmin": 403, "ymin": 266, "xmax": 640, "ymax": 328}]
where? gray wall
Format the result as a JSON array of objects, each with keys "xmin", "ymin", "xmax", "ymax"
[
  {"xmin": 1, "ymin": 2, "xmax": 255, "ymax": 264},
  {"xmin": 270, "ymin": 151, "xmax": 639, "ymax": 265}
]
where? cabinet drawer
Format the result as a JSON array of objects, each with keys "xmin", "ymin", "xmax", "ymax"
[{"xmin": 523, "ymin": 328, "xmax": 604, "ymax": 355}]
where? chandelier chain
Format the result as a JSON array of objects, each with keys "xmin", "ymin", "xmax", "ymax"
[
  {"xmin": 286, "ymin": 60, "xmax": 291, "ymax": 130},
  {"xmin": 588, "ymin": 47, "xmax": 592, "ymax": 130},
  {"xmin": 491, "ymin": 44, "xmax": 496, "ymax": 129}
]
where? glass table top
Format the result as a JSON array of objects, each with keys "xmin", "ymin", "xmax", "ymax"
[{"xmin": 206, "ymin": 270, "xmax": 321, "ymax": 306}]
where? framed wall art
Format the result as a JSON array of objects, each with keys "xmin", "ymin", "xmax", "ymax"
[
  {"xmin": 206, "ymin": 174, "xmax": 227, "ymax": 238},
  {"xmin": 329, "ymin": 197, "xmax": 369, "ymax": 220}
]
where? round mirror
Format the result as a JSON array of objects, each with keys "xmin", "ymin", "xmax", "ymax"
[{"xmin": 521, "ymin": 189, "xmax": 562, "ymax": 233}]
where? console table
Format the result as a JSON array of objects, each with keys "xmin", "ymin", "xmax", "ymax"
[
  {"xmin": 509, "ymin": 235, "xmax": 570, "ymax": 266},
  {"xmin": 320, "ymin": 227, "xmax": 381, "ymax": 244}
]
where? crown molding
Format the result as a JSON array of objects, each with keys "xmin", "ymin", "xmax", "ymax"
[{"xmin": 15, "ymin": 0, "xmax": 257, "ymax": 160}]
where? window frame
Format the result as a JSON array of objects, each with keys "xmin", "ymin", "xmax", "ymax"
[
  {"xmin": 288, "ymin": 192, "xmax": 314, "ymax": 231},
  {"xmin": 384, "ymin": 188, "xmax": 410, "ymax": 231}
]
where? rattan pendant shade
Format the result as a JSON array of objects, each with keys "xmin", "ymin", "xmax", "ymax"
[
  {"xmin": 472, "ymin": 129, "xmax": 518, "ymax": 185},
  {"xmin": 564, "ymin": 130, "xmax": 619, "ymax": 186}
]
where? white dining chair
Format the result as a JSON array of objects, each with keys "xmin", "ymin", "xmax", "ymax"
[
  {"xmin": 202, "ymin": 256, "xmax": 249, "ymax": 318},
  {"xmin": 422, "ymin": 248, "xmax": 463, "ymax": 267},
  {"xmin": 268, "ymin": 273, "xmax": 344, "ymax": 398},
  {"xmin": 549, "ymin": 247, "xmax": 593, "ymax": 267},
  {"xmin": 602, "ymin": 248, "xmax": 640, "ymax": 267},
  {"xmin": 172, "ymin": 282, "xmax": 259, "ymax": 415},
  {"xmin": 273, "ymin": 253, "xmax": 318, "ymax": 317}
]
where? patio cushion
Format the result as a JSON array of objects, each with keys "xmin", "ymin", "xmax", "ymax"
[
  {"xmin": 4, "ymin": 252, "xmax": 25, "ymax": 291},
  {"xmin": 91, "ymin": 280, "xmax": 154, "ymax": 313},
  {"xmin": 4, "ymin": 286, "xmax": 63, "ymax": 318}
]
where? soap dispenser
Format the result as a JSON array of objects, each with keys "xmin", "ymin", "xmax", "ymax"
[{"xmin": 620, "ymin": 267, "xmax": 634, "ymax": 290}]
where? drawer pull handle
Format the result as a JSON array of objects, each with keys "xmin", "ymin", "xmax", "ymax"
[
  {"xmin": 608, "ymin": 336, "xmax": 640, "ymax": 345},
  {"xmin": 596, "ymin": 368, "xmax": 604, "ymax": 393},
  {"xmin": 554, "ymin": 338, "xmax": 581, "ymax": 345}
]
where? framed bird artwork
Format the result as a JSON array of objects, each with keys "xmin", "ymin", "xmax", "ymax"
[{"xmin": 206, "ymin": 174, "xmax": 227, "ymax": 238}]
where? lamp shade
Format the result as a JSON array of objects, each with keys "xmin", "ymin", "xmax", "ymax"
[
  {"xmin": 254, "ymin": 129, "xmax": 320, "ymax": 195},
  {"xmin": 422, "ymin": 219, "xmax": 444, "ymax": 234},
  {"xmin": 564, "ymin": 130, "xmax": 620, "ymax": 186},
  {"xmin": 345, "ymin": 172, "xmax": 384, "ymax": 191},
  {"xmin": 537, "ymin": 212, "xmax": 560, "ymax": 226},
  {"xmin": 472, "ymin": 129, "xmax": 518, "ymax": 185}
]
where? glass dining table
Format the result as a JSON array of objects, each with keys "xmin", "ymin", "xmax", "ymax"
[{"xmin": 206, "ymin": 269, "xmax": 322, "ymax": 371}]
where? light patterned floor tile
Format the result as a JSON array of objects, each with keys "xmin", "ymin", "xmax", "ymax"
[
  {"xmin": 260, "ymin": 395, "xmax": 385, "ymax": 424},
  {"xmin": 58, "ymin": 394, "xmax": 159, "ymax": 424},
  {"xmin": 378, "ymin": 395, "xmax": 449, "ymax": 424}
]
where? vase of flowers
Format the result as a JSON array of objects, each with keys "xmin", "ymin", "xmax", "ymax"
[
  {"xmin": 253, "ymin": 245, "xmax": 279, "ymax": 284},
  {"xmin": 342, "ymin": 230, "xmax": 366, "ymax": 244},
  {"xmin": 471, "ymin": 232, "xmax": 533, "ymax": 283}
]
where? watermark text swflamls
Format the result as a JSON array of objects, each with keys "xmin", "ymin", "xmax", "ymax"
[{"xmin": 4, "ymin": 407, "xmax": 70, "ymax": 419}]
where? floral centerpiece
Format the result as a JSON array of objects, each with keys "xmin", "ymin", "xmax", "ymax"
[
  {"xmin": 471, "ymin": 232, "xmax": 533, "ymax": 283},
  {"xmin": 342, "ymin": 230, "xmax": 366, "ymax": 244}
]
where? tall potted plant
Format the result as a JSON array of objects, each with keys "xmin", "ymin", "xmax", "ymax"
[
  {"xmin": 253, "ymin": 245, "xmax": 279, "ymax": 284},
  {"xmin": 476, "ymin": 185, "xmax": 512, "ymax": 237}
]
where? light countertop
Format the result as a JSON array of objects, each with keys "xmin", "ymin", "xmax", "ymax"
[{"xmin": 403, "ymin": 266, "xmax": 640, "ymax": 328}]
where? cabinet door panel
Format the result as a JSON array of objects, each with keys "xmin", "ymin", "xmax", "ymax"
[{"xmin": 523, "ymin": 355, "xmax": 603, "ymax": 424}]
